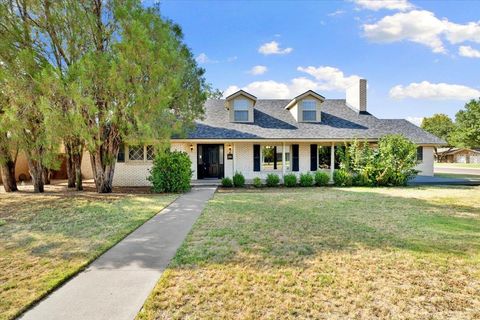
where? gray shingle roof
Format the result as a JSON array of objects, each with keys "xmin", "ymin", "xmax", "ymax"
[{"xmin": 175, "ymin": 99, "xmax": 445, "ymax": 144}]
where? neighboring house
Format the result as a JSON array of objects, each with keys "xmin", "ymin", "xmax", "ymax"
[
  {"xmin": 436, "ymin": 147, "xmax": 480, "ymax": 163},
  {"xmin": 102, "ymin": 79, "xmax": 444, "ymax": 186}
]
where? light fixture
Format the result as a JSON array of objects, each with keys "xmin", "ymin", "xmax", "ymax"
[
  {"xmin": 227, "ymin": 144, "xmax": 232, "ymax": 153},
  {"xmin": 189, "ymin": 144, "xmax": 194, "ymax": 152}
]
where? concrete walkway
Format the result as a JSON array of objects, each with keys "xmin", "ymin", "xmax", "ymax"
[{"xmin": 21, "ymin": 187, "xmax": 217, "ymax": 320}]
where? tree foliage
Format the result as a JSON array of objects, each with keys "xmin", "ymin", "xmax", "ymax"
[
  {"xmin": 452, "ymin": 99, "xmax": 480, "ymax": 148},
  {"xmin": 337, "ymin": 135, "xmax": 418, "ymax": 187},
  {"xmin": 421, "ymin": 113, "xmax": 455, "ymax": 146}
]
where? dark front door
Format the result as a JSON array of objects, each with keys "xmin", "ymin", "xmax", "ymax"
[{"xmin": 197, "ymin": 144, "xmax": 224, "ymax": 179}]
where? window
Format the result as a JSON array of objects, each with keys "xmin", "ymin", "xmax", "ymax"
[
  {"xmin": 233, "ymin": 99, "xmax": 249, "ymax": 122},
  {"xmin": 417, "ymin": 146, "xmax": 423, "ymax": 162},
  {"xmin": 127, "ymin": 145, "xmax": 155, "ymax": 162},
  {"xmin": 146, "ymin": 145, "xmax": 155, "ymax": 161},
  {"xmin": 117, "ymin": 143, "xmax": 125, "ymax": 163},
  {"xmin": 261, "ymin": 145, "xmax": 290, "ymax": 171},
  {"xmin": 302, "ymin": 100, "xmax": 316, "ymax": 121},
  {"xmin": 128, "ymin": 145, "xmax": 144, "ymax": 161},
  {"xmin": 318, "ymin": 146, "xmax": 331, "ymax": 169}
]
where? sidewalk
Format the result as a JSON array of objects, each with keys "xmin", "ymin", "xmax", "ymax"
[{"xmin": 20, "ymin": 187, "xmax": 217, "ymax": 320}]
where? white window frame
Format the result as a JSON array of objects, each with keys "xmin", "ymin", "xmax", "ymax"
[
  {"xmin": 233, "ymin": 99, "xmax": 249, "ymax": 122},
  {"xmin": 302, "ymin": 99, "xmax": 317, "ymax": 122}
]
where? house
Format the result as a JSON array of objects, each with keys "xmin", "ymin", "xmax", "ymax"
[
  {"xmin": 436, "ymin": 147, "xmax": 480, "ymax": 163},
  {"xmin": 101, "ymin": 79, "xmax": 445, "ymax": 186}
]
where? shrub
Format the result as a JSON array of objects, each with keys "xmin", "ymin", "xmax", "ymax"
[
  {"xmin": 333, "ymin": 169, "xmax": 353, "ymax": 187},
  {"xmin": 283, "ymin": 173, "xmax": 297, "ymax": 187},
  {"xmin": 314, "ymin": 171, "xmax": 330, "ymax": 186},
  {"xmin": 299, "ymin": 172, "xmax": 314, "ymax": 187},
  {"xmin": 253, "ymin": 177, "xmax": 262, "ymax": 188},
  {"xmin": 148, "ymin": 150, "xmax": 192, "ymax": 193},
  {"xmin": 232, "ymin": 171, "xmax": 245, "ymax": 187},
  {"xmin": 221, "ymin": 177, "xmax": 233, "ymax": 187},
  {"xmin": 265, "ymin": 173, "xmax": 280, "ymax": 187}
]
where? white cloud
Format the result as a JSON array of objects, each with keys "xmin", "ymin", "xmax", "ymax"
[
  {"xmin": 224, "ymin": 66, "xmax": 362, "ymax": 98},
  {"xmin": 363, "ymin": 10, "xmax": 447, "ymax": 53},
  {"xmin": 389, "ymin": 81, "xmax": 480, "ymax": 100},
  {"xmin": 363, "ymin": 10, "xmax": 480, "ymax": 54},
  {"xmin": 297, "ymin": 66, "xmax": 361, "ymax": 91},
  {"xmin": 258, "ymin": 41, "xmax": 293, "ymax": 55},
  {"xmin": 248, "ymin": 65, "xmax": 268, "ymax": 75},
  {"xmin": 354, "ymin": 0, "xmax": 414, "ymax": 11},
  {"xmin": 227, "ymin": 56, "xmax": 238, "ymax": 62},
  {"xmin": 406, "ymin": 116, "xmax": 424, "ymax": 126},
  {"xmin": 195, "ymin": 53, "xmax": 218, "ymax": 64},
  {"xmin": 328, "ymin": 10, "xmax": 346, "ymax": 17},
  {"xmin": 458, "ymin": 45, "xmax": 480, "ymax": 58}
]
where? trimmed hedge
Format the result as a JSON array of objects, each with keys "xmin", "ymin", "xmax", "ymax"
[
  {"xmin": 333, "ymin": 169, "xmax": 353, "ymax": 187},
  {"xmin": 266, "ymin": 173, "xmax": 280, "ymax": 187},
  {"xmin": 253, "ymin": 177, "xmax": 262, "ymax": 188},
  {"xmin": 232, "ymin": 172, "xmax": 245, "ymax": 187},
  {"xmin": 315, "ymin": 171, "xmax": 330, "ymax": 186},
  {"xmin": 299, "ymin": 172, "xmax": 314, "ymax": 187},
  {"xmin": 221, "ymin": 177, "xmax": 233, "ymax": 187},
  {"xmin": 283, "ymin": 173, "xmax": 297, "ymax": 187}
]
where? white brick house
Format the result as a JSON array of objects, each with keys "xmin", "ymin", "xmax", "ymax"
[{"xmin": 83, "ymin": 79, "xmax": 444, "ymax": 186}]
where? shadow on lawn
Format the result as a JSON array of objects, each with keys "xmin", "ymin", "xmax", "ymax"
[{"xmin": 167, "ymin": 186, "xmax": 480, "ymax": 269}]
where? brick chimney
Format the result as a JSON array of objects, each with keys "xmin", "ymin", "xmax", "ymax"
[{"xmin": 346, "ymin": 79, "xmax": 367, "ymax": 113}]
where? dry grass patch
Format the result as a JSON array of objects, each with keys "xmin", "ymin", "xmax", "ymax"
[
  {"xmin": 138, "ymin": 186, "xmax": 480, "ymax": 320},
  {"xmin": 0, "ymin": 188, "xmax": 176, "ymax": 320}
]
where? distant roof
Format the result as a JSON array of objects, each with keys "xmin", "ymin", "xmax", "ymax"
[
  {"xmin": 437, "ymin": 147, "xmax": 480, "ymax": 155},
  {"xmin": 174, "ymin": 99, "xmax": 445, "ymax": 144}
]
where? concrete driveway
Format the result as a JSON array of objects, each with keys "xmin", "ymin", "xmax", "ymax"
[{"xmin": 435, "ymin": 166, "xmax": 480, "ymax": 176}]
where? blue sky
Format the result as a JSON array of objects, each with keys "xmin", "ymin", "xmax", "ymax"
[{"xmin": 151, "ymin": 0, "xmax": 480, "ymax": 125}]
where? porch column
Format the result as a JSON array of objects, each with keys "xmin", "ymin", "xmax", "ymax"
[
  {"xmin": 282, "ymin": 142, "xmax": 286, "ymax": 177},
  {"xmin": 233, "ymin": 143, "xmax": 236, "ymax": 177},
  {"xmin": 330, "ymin": 142, "xmax": 335, "ymax": 183}
]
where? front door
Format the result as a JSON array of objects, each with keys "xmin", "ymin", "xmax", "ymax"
[{"xmin": 197, "ymin": 144, "xmax": 224, "ymax": 179}]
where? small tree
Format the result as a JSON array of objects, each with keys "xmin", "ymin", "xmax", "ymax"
[
  {"xmin": 421, "ymin": 114, "xmax": 455, "ymax": 145},
  {"xmin": 148, "ymin": 150, "xmax": 192, "ymax": 193},
  {"xmin": 376, "ymin": 135, "xmax": 418, "ymax": 186},
  {"xmin": 452, "ymin": 99, "xmax": 480, "ymax": 148}
]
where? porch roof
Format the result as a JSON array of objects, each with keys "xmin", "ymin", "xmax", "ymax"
[{"xmin": 174, "ymin": 99, "xmax": 445, "ymax": 145}]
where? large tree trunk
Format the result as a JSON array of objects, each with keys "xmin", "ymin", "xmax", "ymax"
[
  {"xmin": 0, "ymin": 136, "xmax": 18, "ymax": 192},
  {"xmin": 90, "ymin": 137, "xmax": 120, "ymax": 193},
  {"xmin": 65, "ymin": 143, "xmax": 76, "ymax": 188},
  {"xmin": 43, "ymin": 167, "xmax": 51, "ymax": 185},
  {"xmin": 73, "ymin": 148, "xmax": 83, "ymax": 191},
  {"xmin": 27, "ymin": 158, "xmax": 44, "ymax": 193},
  {"xmin": 0, "ymin": 160, "xmax": 18, "ymax": 192}
]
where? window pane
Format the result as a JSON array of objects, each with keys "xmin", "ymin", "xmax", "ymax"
[
  {"xmin": 117, "ymin": 143, "xmax": 125, "ymax": 163},
  {"xmin": 261, "ymin": 145, "xmax": 290, "ymax": 171},
  {"xmin": 219, "ymin": 145, "xmax": 224, "ymax": 165},
  {"xmin": 318, "ymin": 146, "xmax": 331, "ymax": 169},
  {"xmin": 302, "ymin": 100, "xmax": 316, "ymax": 110},
  {"xmin": 417, "ymin": 146, "xmax": 423, "ymax": 161},
  {"xmin": 129, "ymin": 145, "xmax": 144, "ymax": 161},
  {"xmin": 303, "ymin": 110, "xmax": 316, "ymax": 121},
  {"xmin": 233, "ymin": 99, "xmax": 249, "ymax": 111},
  {"xmin": 146, "ymin": 145, "xmax": 155, "ymax": 160},
  {"xmin": 234, "ymin": 110, "xmax": 248, "ymax": 121}
]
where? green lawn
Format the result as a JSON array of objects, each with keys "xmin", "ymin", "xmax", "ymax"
[
  {"xmin": 0, "ymin": 190, "xmax": 176, "ymax": 320},
  {"xmin": 435, "ymin": 162, "xmax": 480, "ymax": 169},
  {"xmin": 138, "ymin": 186, "xmax": 480, "ymax": 320}
]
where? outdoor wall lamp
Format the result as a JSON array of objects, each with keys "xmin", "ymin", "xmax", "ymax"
[
  {"xmin": 227, "ymin": 144, "xmax": 232, "ymax": 153},
  {"xmin": 190, "ymin": 144, "xmax": 194, "ymax": 152}
]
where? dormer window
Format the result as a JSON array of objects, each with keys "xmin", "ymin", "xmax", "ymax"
[
  {"xmin": 233, "ymin": 99, "xmax": 249, "ymax": 122},
  {"xmin": 302, "ymin": 100, "xmax": 317, "ymax": 121}
]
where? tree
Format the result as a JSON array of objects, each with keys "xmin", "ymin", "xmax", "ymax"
[
  {"xmin": 68, "ymin": 1, "xmax": 207, "ymax": 193},
  {"xmin": 0, "ymin": 0, "xmax": 60, "ymax": 193},
  {"xmin": 452, "ymin": 99, "xmax": 480, "ymax": 148},
  {"xmin": 421, "ymin": 113, "xmax": 455, "ymax": 145},
  {"xmin": 0, "ymin": 91, "xmax": 18, "ymax": 192}
]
